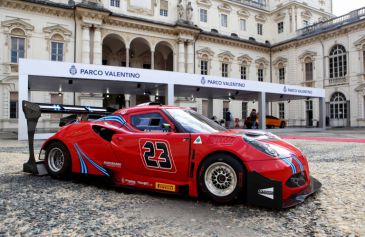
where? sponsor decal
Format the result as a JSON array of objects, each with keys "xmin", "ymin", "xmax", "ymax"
[
  {"xmin": 121, "ymin": 178, "xmax": 136, "ymax": 186},
  {"xmin": 137, "ymin": 181, "xmax": 153, "ymax": 187},
  {"xmin": 103, "ymin": 161, "xmax": 122, "ymax": 168},
  {"xmin": 155, "ymin": 182, "xmax": 176, "ymax": 192},
  {"xmin": 69, "ymin": 65, "xmax": 77, "ymax": 75},
  {"xmin": 193, "ymin": 136, "xmax": 202, "ymax": 144},
  {"xmin": 283, "ymin": 86, "xmax": 287, "ymax": 93},
  {"xmin": 258, "ymin": 187, "xmax": 274, "ymax": 199}
]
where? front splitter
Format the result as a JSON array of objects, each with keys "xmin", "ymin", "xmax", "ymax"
[{"xmin": 282, "ymin": 176, "xmax": 322, "ymax": 208}]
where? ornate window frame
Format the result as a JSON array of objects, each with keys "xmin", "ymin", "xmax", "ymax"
[
  {"xmin": 354, "ymin": 35, "xmax": 365, "ymax": 75},
  {"xmin": 1, "ymin": 18, "xmax": 34, "ymax": 66},
  {"xmin": 218, "ymin": 51, "xmax": 234, "ymax": 78},
  {"xmin": 237, "ymin": 54, "xmax": 252, "ymax": 80},
  {"xmin": 255, "ymin": 57, "xmax": 269, "ymax": 82},
  {"xmin": 329, "ymin": 44, "xmax": 347, "ymax": 79},
  {"xmin": 43, "ymin": 25, "xmax": 72, "ymax": 61},
  {"xmin": 299, "ymin": 50, "xmax": 317, "ymax": 83},
  {"xmin": 273, "ymin": 57, "xmax": 288, "ymax": 84},
  {"xmin": 197, "ymin": 47, "xmax": 214, "ymax": 75}
]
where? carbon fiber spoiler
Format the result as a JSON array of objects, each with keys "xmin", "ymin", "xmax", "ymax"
[{"xmin": 22, "ymin": 100, "xmax": 114, "ymax": 175}]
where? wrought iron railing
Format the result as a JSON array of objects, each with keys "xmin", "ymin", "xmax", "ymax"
[
  {"xmin": 229, "ymin": 0, "xmax": 268, "ymax": 10},
  {"xmin": 297, "ymin": 7, "xmax": 365, "ymax": 36}
]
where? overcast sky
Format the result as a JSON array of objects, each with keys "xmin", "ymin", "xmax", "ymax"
[{"xmin": 332, "ymin": 0, "xmax": 364, "ymax": 16}]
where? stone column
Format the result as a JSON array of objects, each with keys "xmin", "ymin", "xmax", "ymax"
[
  {"xmin": 173, "ymin": 53, "xmax": 178, "ymax": 72},
  {"xmin": 258, "ymin": 92, "xmax": 266, "ymax": 129},
  {"xmin": 124, "ymin": 94, "xmax": 131, "ymax": 108},
  {"xmin": 126, "ymin": 47, "xmax": 129, "ymax": 67},
  {"xmin": 82, "ymin": 24, "xmax": 91, "ymax": 64},
  {"xmin": 93, "ymin": 26, "xmax": 102, "ymax": 65},
  {"xmin": 178, "ymin": 39, "xmax": 185, "ymax": 72},
  {"xmin": 151, "ymin": 50, "xmax": 155, "ymax": 69},
  {"xmin": 187, "ymin": 40, "xmax": 194, "ymax": 73}
]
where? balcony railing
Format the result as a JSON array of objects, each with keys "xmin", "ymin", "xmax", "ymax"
[
  {"xmin": 324, "ymin": 77, "xmax": 348, "ymax": 87},
  {"xmin": 229, "ymin": 0, "xmax": 268, "ymax": 10},
  {"xmin": 297, "ymin": 7, "xmax": 365, "ymax": 36}
]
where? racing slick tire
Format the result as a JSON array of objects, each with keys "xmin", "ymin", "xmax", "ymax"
[
  {"xmin": 198, "ymin": 154, "xmax": 245, "ymax": 204},
  {"xmin": 45, "ymin": 141, "xmax": 72, "ymax": 179}
]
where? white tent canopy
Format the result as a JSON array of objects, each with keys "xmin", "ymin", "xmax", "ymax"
[{"xmin": 18, "ymin": 59, "xmax": 326, "ymax": 140}]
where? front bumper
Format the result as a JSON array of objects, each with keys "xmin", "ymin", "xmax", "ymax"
[{"xmin": 246, "ymin": 172, "xmax": 321, "ymax": 209}]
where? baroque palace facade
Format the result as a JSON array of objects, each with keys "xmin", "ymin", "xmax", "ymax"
[{"xmin": 0, "ymin": 0, "xmax": 365, "ymax": 130}]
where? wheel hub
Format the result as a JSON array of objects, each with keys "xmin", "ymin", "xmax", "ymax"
[{"xmin": 204, "ymin": 162, "xmax": 237, "ymax": 197}]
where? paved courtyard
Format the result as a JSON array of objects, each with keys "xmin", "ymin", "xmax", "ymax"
[{"xmin": 0, "ymin": 129, "xmax": 364, "ymax": 236}]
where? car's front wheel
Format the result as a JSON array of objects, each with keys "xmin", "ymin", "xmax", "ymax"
[
  {"xmin": 198, "ymin": 154, "xmax": 245, "ymax": 203},
  {"xmin": 45, "ymin": 141, "xmax": 72, "ymax": 179}
]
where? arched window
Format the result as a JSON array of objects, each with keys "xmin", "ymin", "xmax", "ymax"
[
  {"xmin": 258, "ymin": 63, "xmax": 264, "ymax": 82},
  {"xmin": 329, "ymin": 45, "xmax": 347, "ymax": 79},
  {"xmin": 330, "ymin": 92, "xmax": 347, "ymax": 119}
]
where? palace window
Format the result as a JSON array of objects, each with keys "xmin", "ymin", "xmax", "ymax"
[
  {"xmin": 160, "ymin": 0, "xmax": 168, "ymax": 16},
  {"xmin": 11, "ymin": 36, "xmax": 25, "ymax": 63},
  {"xmin": 279, "ymin": 66, "xmax": 285, "ymax": 84},
  {"xmin": 110, "ymin": 0, "xmax": 120, "ymax": 7},
  {"xmin": 9, "ymin": 92, "xmax": 18, "ymax": 119},
  {"xmin": 242, "ymin": 102, "xmax": 248, "ymax": 120},
  {"xmin": 278, "ymin": 22, "xmax": 284, "ymax": 33},
  {"xmin": 278, "ymin": 103, "xmax": 285, "ymax": 119},
  {"xmin": 200, "ymin": 9, "xmax": 207, "ymax": 22},
  {"xmin": 51, "ymin": 42, "xmax": 64, "ymax": 61},
  {"xmin": 241, "ymin": 65, "xmax": 247, "ymax": 80},
  {"xmin": 258, "ymin": 68, "xmax": 264, "ymax": 81},
  {"xmin": 240, "ymin": 19, "xmax": 246, "ymax": 31},
  {"xmin": 305, "ymin": 57, "xmax": 313, "ymax": 81},
  {"xmin": 257, "ymin": 23, "xmax": 263, "ymax": 35},
  {"xmin": 222, "ymin": 63, "xmax": 228, "ymax": 77},
  {"xmin": 201, "ymin": 60, "xmax": 208, "ymax": 75},
  {"xmin": 329, "ymin": 44, "xmax": 347, "ymax": 79},
  {"xmin": 221, "ymin": 14, "xmax": 228, "ymax": 28}
]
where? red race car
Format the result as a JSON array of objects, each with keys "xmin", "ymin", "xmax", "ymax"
[{"xmin": 24, "ymin": 101, "xmax": 321, "ymax": 209}]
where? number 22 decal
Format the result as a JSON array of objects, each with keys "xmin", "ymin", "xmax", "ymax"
[{"xmin": 140, "ymin": 139, "xmax": 176, "ymax": 173}]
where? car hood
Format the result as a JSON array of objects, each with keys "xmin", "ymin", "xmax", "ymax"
[{"xmin": 215, "ymin": 129, "xmax": 304, "ymax": 158}]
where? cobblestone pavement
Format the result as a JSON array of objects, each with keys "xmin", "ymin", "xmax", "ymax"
[{"xmin": 0, "ymin": 137, "xmax": 364, "ymax": 237}]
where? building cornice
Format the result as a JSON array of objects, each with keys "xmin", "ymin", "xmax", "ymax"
[
  {"xmin": 0, "ymin": 0, "xmax": 74, "ymax": 18},
  {"xmin": 272, "ymin": 20, "xmax": 365, "ymax": 52}
]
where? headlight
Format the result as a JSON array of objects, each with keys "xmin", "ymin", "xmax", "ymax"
[{"xmin": 243, "ymin": 136, "xmax": 279, "ymax": 157}]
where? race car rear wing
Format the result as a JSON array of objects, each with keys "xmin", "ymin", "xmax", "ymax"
[{"xmin": 22, "ymin": 100, "xmax": 113, "ymax": 175}]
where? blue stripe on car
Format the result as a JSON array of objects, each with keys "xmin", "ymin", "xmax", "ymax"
[
  {"xmin": 74, "ymin": 144, "xmax": 88, "ymax": 174},
  {"xmin": 74, "ymin": 144, "xmax": 109, "ymax": 177},
  {"xmin": 280, "ymin": 156, "xmax": 297, "ymax": 174},
  {"xmin": 290, "ymin": 154, "xmax": 304, "ymax": 172}
]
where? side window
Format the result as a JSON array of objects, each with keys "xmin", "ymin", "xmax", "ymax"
[{"xmin": 131, "ymin": 112, "xmax": 169, "ymax": 132}]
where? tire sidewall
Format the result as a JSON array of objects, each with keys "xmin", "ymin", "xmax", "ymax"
[
  {"xmin": 198, "ymin": 154, "xmax": 245, "ymax": 203},
  {"xmin": 45, "ymin": 141, "xmax": 71, "ymax": 178}
]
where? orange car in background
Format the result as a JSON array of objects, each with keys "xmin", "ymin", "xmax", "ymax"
[{"xmin": 244, "ymin": 115, "xmax": 287, "ymax": 129}]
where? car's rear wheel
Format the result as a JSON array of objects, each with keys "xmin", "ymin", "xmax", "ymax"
[
  {"xmin": 45, "ymin": 141, "xmax": 72, "ymax": 179},
  {"xmin": 198, "ymin": 154, "xmax": 245, "ymax": 203}
]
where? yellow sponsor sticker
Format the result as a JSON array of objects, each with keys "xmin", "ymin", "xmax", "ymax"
[{"xmin": 155, "ymin": 182, "xmax": 176, "ymax": 192}]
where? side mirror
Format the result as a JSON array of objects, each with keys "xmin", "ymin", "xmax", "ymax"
[{"xmin": 162, "ymin": 123, "xmax": 172, "ymax": 132}]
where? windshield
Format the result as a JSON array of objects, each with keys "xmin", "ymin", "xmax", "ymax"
[{"xmin": 165, "ymin": 108, "xmax": 227, "ymax": 133}]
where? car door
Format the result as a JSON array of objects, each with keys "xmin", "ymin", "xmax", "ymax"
[{"xmin": 111, "ymin": 110, "xmax": 191, "ymax": 182}]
